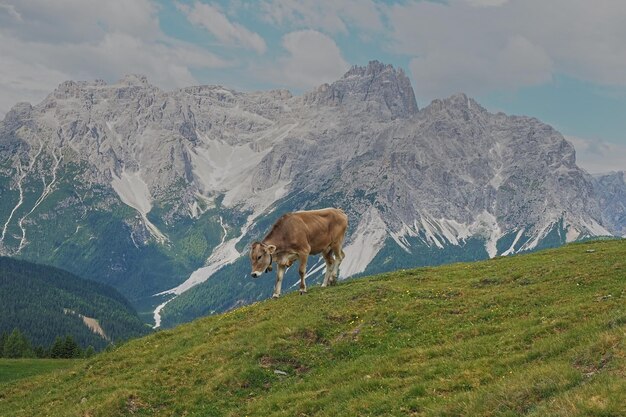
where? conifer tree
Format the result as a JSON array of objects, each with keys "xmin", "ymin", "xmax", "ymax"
[
  {"xmin": 62, "ymin": 335, "xmax": 81, "ymax": 358},
  {"xmin": 3, "ymin": 328, "xmax": 33, "ymax": 358},
  {"xmin": 0, "ymin": 332, "xmax": 7, "ymax": 357},
  {"xmin": 50, "ymin": 336, "xmax": 65, "ymax": 358},
  {"xmin": 34, "ymin": 345, "xmax": 47, "ymax": 358},
  {"xmin": 84, "ymin": 345, "xmax": 95, "ymax": 358}
]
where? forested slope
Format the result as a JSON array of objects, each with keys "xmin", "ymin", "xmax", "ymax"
[{"xmin": 0, "ymin": 257, "xmax": 150, "ymax": 350}]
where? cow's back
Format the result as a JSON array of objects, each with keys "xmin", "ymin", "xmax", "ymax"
[
  {"xmin": 293, "ymin": 208, "xmax": 348, "ymax": 254},
  {"xmin": 265, "ymin": 208, "xmax": 348, "ymax": 255}
]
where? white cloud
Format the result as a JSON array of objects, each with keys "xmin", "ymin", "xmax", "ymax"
[
  {"xmin": 267, "ymin": 30, "xmax": 350, "ymax": 90},
  {"xmin": 408, "ymin": 34, "xmax": 553, "ymax": 100},
  {"xmin": 260, "ymin": 0, "xmax": 383, "ymax": 34},
  {"xmin": 177, "ymin": 2, "xmax": 266, "ymax": 54},
  {"xmin": 386, "ymin": 0, "xmax": 626, "ymax": 101},
  {"xmin": 0, "ymin": 0, "xmax": 230, "ymax": 116},
  {"xmin": 0, "ymin": 3, "xmax": 21, "ymax": 21},
  {"xmin": 464, "ymin": 0, "xmax": 509, "ymax": 7},
  {"xmin": 0, "ymin": 36, "xmax": 69, "ymax": 114},
  {"xmin": 0, "ymin": 0, "xmax": 161, "ymax": 43},
  {"xmin": 566, "ymin": 136, "xmax": 626, "ymax": 174}
]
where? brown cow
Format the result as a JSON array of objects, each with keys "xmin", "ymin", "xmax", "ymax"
[{"xmin": 249, "ymin": 208, "xmax": 348, "ymax": 298}]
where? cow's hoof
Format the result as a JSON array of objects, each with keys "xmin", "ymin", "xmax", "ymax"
[
  {"xmin": 321, "ymin": 283, "xmax": 327, "ymax": 288},
  {"xmin": 272, "ymin": 294, "xmax": 280, "ymax": 299},
  {"xmin": 299, "ymin": 289, "xmax": 307, "ymax": 295}
]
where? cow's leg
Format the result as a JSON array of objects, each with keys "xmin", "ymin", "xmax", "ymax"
[
  {"xmin": 330, "ymin": 244, "xmax": 345, "ymax": 286},
  {"xmin": 298, "ymin": 254, "xmax": 308, "ymax": 295},
  {"xmin": 272, "ymin": 265, "xmax": 286, "ymax": 298},
  {"xmin": 321, "ymin": 248, "xmax": 334, "ymax": 287}
]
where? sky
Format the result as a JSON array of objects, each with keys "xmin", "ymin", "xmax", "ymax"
[{"xmin": 0, "ymin": 0, "xmax": 624, "ymax": 173}]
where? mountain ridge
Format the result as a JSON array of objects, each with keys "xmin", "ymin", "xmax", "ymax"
[{"xmin": 0, "ymin": 60, "xmax": 621, "ymax": 327}]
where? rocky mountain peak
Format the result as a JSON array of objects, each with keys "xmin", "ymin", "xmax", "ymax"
[
  {"xmin": 342, "ymin": 60, "xmax": 397, "ymax": 78},
  {"xmin": 117, "ymin": 74, "xmax": 151, "ymax": 87},
  {"xmin": 304, "ymin": 60, "xmax": 418, "ymax": 119},
  {"xmin": 594, "ymin": 171, "xmax": 625, "ymax": 182},
  {"xmin": 443, "ymin": 92, "xmax": 481, "ymax": 108},
  {"xmin": 0, "ymin": 102, "xmax": 33, "ymax": 141},
  {"xmin": 4, "ymin": 102, "xmax": 32, "ymax": 119},
  {"xmin": 422, "ymin": 93, "xmax": 486, "ymax": 119}
]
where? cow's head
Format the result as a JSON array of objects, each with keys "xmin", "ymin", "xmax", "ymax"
[{"xmin": 249, "ymin": 242, "xmax": 275, "ymax": 278}]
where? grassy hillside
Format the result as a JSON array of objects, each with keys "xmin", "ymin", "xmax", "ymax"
[
  {"xmin": 0, "ymin": 257, "xmax": 150, "ymax": 350},
  {"xmin": 0, "ymin": 358, "xmax": 79, "ymax": 385},
  {"xmin": 1, "ymin": 240, "xmax": 624, "ymax": 416}
]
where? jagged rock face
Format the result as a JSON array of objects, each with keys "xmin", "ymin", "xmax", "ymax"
[
  {"xmin": 255, "ymin": 90, "xmax": 608, "ymax": 259},
  {"xmin": 0, "ymin": 60, "xmax": 620, "ymax": 327},
  {"xmin": 303, "ymin": 60, "xmax": 418, "ymax": 119},
  {"xmin": 593, "ymin": 171, "xmax": 626, "ymax": 237},
  {"xmin": 20, "ymin": 76, "xmax": 292, "ymax": 198}
]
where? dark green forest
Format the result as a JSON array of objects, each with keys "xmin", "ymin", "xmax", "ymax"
[
  {"xmin": 0, "ymin": 257, "xmax": 151, "ymax": 351},
  {"xmin": 0, "ymin": 328, "xmax": 94, "ymax": 358}
]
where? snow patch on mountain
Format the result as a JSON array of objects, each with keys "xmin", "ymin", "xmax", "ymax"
[
  {"xmin": 502, "ymin": 228, "xmax": 525, "ymax": 256},
  {"xmin": 190, "ymin": 132, "xmax": 270, "ymax": 194},
  {"xmin": 565, "ymin": 225, "xmax": 581, "ymax": 243},
  {"xmin": 519, "ymin": 223, "xmax": 553, "ymax": 252},
  {"xmin": 18, "ymin": 147, "xmax": 62, "ymax": 252},
  {"xmin": 389, "ymin": 222, "xmax": 419, "ymax": 252},
  {"xmin": 420, "ymin": 216, "xmax": 446, "ymax": 249},
  {"xmin": 489, "ymin": 142, "xmax": 505, "ymax": 189},
  {"xmin": 162, "ymin": 236, "xmax": 239, "ymax": 297},
  {"xmin": 387, "ymin": 213, "xmax": 502, "ymax": 259},
  {"xmin": 472, "ymin": 211, "xmax": 502, "ymax": 258},
  {"xmin": 111, "ymin": 170, "xmax": 152, "ymax": 217},
  {"xmin": 157, "ymin": 217, "xmax": 232, "ymax": 298},
  {"xmin": 436, "ymin": 218, "xmax": 473, "ymax": 245},
  {"xmin": 340, "ymin": 207, "xmax": 387, "ymax": 278},
  {"xmin": 304, "ymin": 257, "xmax": 327, "ymax": 280},
  {"xmin": 153, "ymin": 216, "xmax": 237, "ymax": 328},
  {"xmin": 152, "ymin": 299, "xmax": 170, "ymax": 329},
  {"xmin": 559, "ymin": 218, "xmax": 610, "ymax": 247},
  {"xmin": 225, "ymin": 179, "xmax": 292, "ymax": 219},
  {"xmin": 578, "ymin": 218, "xmax": 610, "ymax": 237},
  {"xmin": 388, "ymin": 217, "xmax": 474, "ymax": 253},
  {"xmin": 111, "ymin": 169, "xmax": 166, "ymax": 243}
]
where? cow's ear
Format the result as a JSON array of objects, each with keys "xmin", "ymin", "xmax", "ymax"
[
  {"xmin": 251, "ymin": 241, "xmax": 260, "ymax": 249},
  {"xmin": 266, "ymin": 245, "xmax": 277, "ymax": 254}
]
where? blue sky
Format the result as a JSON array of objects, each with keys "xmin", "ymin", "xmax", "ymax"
[{"xmin": 0, "ymin": 0, "xmax": 624, "ymax": 172}]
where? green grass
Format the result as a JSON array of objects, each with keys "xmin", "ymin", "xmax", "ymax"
[
  {"xmin": 0, "ymin": 359, "xmax": 80, "ymax": 385},
  {"xmin": 1, "ymin": 240, "xmax": 624, "ymax": 416}
]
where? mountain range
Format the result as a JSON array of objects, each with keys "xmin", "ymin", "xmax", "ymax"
[{"xmin": 0, "ymin": 61, "xmax": 623, "ymax": 327}]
